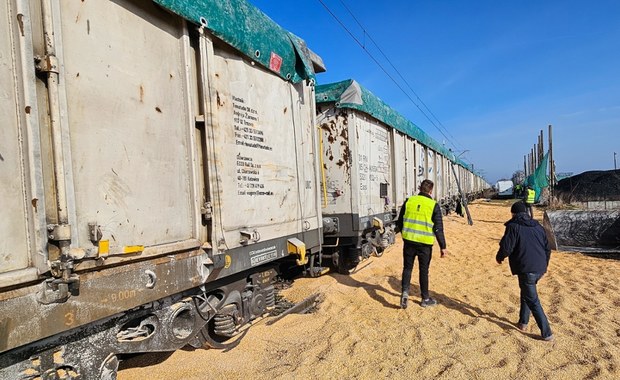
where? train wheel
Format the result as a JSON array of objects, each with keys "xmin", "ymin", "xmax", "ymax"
[
  {"xmin": 194, "ymin": 303, "xmax": 248, "ymax": 350},
  {"xmin": 190, "ymin": 294, "xmax": 246, "ymax": 350},
  {"xmin": 332, "ymin": 248, "xmax": 358, "ymax": 275},
  {"xmin": 374, "ymin": 247, "xmax": 384, "ymax": 257}
]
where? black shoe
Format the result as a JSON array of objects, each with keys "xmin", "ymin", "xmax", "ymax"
[
  {"xmin": 400, "ymin": 293, "xmax": 408, "ymax": 309},
  {"xmin": 420, "ymin": 298, "xmax": 437, "ymax": 307}
]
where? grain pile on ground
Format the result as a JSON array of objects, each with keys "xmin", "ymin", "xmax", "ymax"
[
  {"xmin": 555, "ymin": 170, "xmax": 620, "ymax": 203},
  {"xmin": 118, "ymin": 200, "xmax": 620, "ymax": 379}
]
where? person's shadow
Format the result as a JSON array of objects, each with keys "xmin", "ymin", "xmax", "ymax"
[
  {"xmin": 330, "ymin": 269, "xmax": 402, "ymax": 310},
  {"xmin": 385, "ymin": 276, "xmax": 531, "ymax": 334}
]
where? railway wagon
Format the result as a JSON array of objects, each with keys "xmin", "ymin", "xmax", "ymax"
[
  {"xmin": 315, "ymin": 80, "xmax": 475, "ymax": 273},
  {"xmin": 0, "ymin": 0, "xmax": 325, "ymax": 378}
]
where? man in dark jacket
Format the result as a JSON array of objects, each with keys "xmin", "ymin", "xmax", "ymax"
[
  {"xmin": 496, "ymin": 201, "xmax": 553, "ymax": 341},
  {"xmin": 396, "ymin": 179, "xmax": 449, "ymax": 309}
]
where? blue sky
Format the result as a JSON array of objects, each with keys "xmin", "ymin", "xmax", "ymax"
[{"xmin": 250, "ymin": 0, "xmax": 620, "ymax": 183}]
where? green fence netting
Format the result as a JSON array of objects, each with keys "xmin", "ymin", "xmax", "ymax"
[{"xmin": 525, "ymin": 151, "xmax": 549, "ymax": 202}]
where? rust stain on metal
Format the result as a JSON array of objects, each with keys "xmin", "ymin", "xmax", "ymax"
[
  {"xmin": 341, "ymin": 146, "xmax": 350, "ymax": 167},
  {"xmin": 25, "ymin": 106, "xmax": 31, "ymax": 114},
  {"xmin": 325, "ymin": 144, "xmax": 334, "ymax": 161},
  {"xmin": 216, "ymin": 91, "xmax": 224, "ymax": 107},
  {"xmin": 321, "ymin": 122, "xmax": 337, "ymax": 144},
  {"xmin": 333, "ymin": 109, "xmax": 352, "ymax": 181},
  {"xmin": 139, "ymin": 85, "xmax": 144, "ymax": 103},
  {"xmin": 31, "ymin": 198, "xmax": 38, "ymax": 212}
]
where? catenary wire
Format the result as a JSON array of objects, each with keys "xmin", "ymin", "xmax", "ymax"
[
  {"xmin": 336, "ymin": 0, "xmax": 465, "ymax": 152},
  {"xmin": 317, "ymin": 0, "xmax": 470, "ymax": 159}
]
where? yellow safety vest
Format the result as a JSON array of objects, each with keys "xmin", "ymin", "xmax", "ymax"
[
  {"xmin": 526, "ymin": 189, "xmax": 535, "ymax": 204},
  {"xmin": 402, "ymin": 195, "xmax": 436, "ymax": 245}
]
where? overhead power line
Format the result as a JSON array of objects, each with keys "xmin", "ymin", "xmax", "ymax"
[
  {"xmin": 335, "ymin": 0, "xmax": 464, "ymax": 151},
  {"xmin": 317, "ymin": 0, "xmax": 465, "ymax": 152}
]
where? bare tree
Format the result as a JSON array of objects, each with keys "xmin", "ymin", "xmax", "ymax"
[{"xmin": 512, "ymin": 170, "xmax": 525, "ymax": 185}]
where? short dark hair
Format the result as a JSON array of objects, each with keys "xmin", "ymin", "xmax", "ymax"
[{"xmin": 419, "ymin": 179, "xmax": 434, "ymax": 194}]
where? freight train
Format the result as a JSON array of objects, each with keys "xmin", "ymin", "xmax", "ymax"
[
  {"xmin": 0, "ymin": 0, "xmax": 488, "ymax": 378},
  {"xmin": 315, "ymin": 80, "xmax": 487, "ymax": 273}
]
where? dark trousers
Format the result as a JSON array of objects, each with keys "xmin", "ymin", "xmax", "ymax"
[
  {"xmin": 525, "ymin": 203, "xmax": 534, "ymax": 218},
  {"xmin": 518, "ymin": 273, "xmax": 552, "ymax": 338},
  {"xmin": 401, "ymin": 242, "xmax": 432, "ymax": 299}
]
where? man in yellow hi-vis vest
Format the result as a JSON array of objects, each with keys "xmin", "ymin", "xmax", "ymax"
[
  {"xmin": 523, "ymin": 186, "xmax": 536, "ymax": 218},
  {"xmin": 396, "ymin": 179, "xmax": 449, "ymax": 309}
]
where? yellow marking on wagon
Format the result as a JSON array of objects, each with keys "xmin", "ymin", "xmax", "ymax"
[
  {"xmin": 98, "ymin": 240, "xmax": 109, "ymax": 256},
  {"xmin": 123, "ymin": 245, "xmax": 144, "ymax": 254}
]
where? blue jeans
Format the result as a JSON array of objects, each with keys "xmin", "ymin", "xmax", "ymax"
[{"xmin": 518, "ymin": 273, "xmax": 552, "ymax": 338}]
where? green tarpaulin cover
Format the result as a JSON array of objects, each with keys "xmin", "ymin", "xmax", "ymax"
[
  {"xmin": 154, "ymin": 0, "xmax": 316, "ymax": 83},
  {"xmin": 316, "ymin": 79, "xmax": 471, "ymax": 169}
]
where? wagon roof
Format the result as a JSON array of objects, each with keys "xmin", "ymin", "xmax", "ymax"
[
  {"xmin": 154, "ymin": 0, "xmax": 324, "ymax": 83},
  {"xmin": 316, "ymin": 79, "xmax": 470, "ymax": 168}
]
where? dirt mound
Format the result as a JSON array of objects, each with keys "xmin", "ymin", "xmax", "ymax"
[{"xmin": 554, "ymin": 169, "xmax": 620, "ymax": 202}]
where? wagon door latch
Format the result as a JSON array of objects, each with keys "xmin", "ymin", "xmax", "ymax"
[
  {"xmin": 37, "ymin": 270, "xmax": 80, "ymax": 305},
  {"xmin": 37, "ymin": 224, "xmax": 81, "ymax": 304},
  {"xmin": 239, "ymin": 229, "xmax": 260, "ymax": 245}
]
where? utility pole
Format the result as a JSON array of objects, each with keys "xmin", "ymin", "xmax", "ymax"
[
  {"xmin": 615, "ymin": 152, "xmax": 617, "ymax": 171},
  {"xmin": 450, "ymin": 162, "xmax": 473, "ymax": 226},
  {"xmin": 539, "ymin": 130, "xmax": 544, "ymax": 162},
  {"xmin": 548, "ymin": 124, "xmax": 554, "ymax": 186},
  {"xmin": 448, "ymin": 149, "xmax": 473, "ymax": 226}
]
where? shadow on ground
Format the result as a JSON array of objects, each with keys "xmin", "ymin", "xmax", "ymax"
[{"xmin": 384, "ymin": 276, "xmax": 519, "ymax": 332}]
